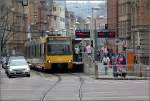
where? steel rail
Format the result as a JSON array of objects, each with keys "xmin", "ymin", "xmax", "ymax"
[{"xmin": 40, "ymin": 74, "xmax": 61, "ymax": 101}]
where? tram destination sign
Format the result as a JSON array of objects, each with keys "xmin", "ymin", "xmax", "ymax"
[
  {"xmin": 97, "ymin": 31, "xmax": 115, "ymax": 38},
  {"xmin": 75, "ymin": 30, "xmax": 90, "ymax": 38}
]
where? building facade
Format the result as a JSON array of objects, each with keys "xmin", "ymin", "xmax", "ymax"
[
  {"xmin": 29, "ymin": 0, "xmax": 66, "ymax": 37},
  {"xmin": 107, "ymin": 0, "xmax": 150, "ymax": 64},
  {"xmin": 107, "ymin": 0, "xmax": 118, "ymax": 33},
  {"xmin": 65, "ymin": 10, "xmax": 76, "ymax": 38},
  {"xmin": 96, "ymin": 16, "xmax": 107, "ymax": 30},
  {"xmin": 130, "ymin": 0, "xmax": 150, "ymax": 64},
  {"xmin": 0, "ymin": 0, "xmax": 28, "ymax": 55},
  {"xmin": 118, "ymin": 0, "xmax": 131, "ymax": 51}
]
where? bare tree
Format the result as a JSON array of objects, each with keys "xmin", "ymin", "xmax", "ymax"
[{"xmin": 0, "ymin": 7, "xmax": 13, "ymax": 57}]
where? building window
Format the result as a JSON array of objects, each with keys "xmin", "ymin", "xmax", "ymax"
[
  {"xmin": 54, "ymin": 16, "xmax": 57, "ymax": 20},
  {"xmin": 53, "ymin": 7, "xmax": 56, "ymax": 11},
  {"xmin": 60, "ymin": 17, "xmax": 65, "ymax": 22}
]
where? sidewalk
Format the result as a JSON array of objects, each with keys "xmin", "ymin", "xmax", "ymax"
[
  {"xmin": 94, "ymin": 75, "xmax": 150, "ymax": 80},
  {"xmin": 94, "ymin": 62, "xmax": 150, "ymax": 80}
]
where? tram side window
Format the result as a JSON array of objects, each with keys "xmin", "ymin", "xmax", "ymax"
[
  {"xmin": 34, "ymin": 45, "xmax": 36, "ymax": 57},
  {"xmin": 41, "ymin": 44, "xmax": 44, "ymax": 56},
  {"xmin": 33, "ymin": 45, "xmax": 35, "ymax": 57},
  {"xmin": 39, "ymin": 44, "xmax": 40, "ymax": 57},
  {"xmin": 25, "ymin": 47, "xmax": 27, "ymax": 57},
  {"xmin": 28, "ymin": 46, "xmax": 30, "ymax": 57},
  {"xmin": 44, "ymin": 43, "xmax": 46, "ymax": 55},
  {"xmin": 30, "ymin": 45, "xmax": 32, "ymax": 58},
  {"xmin": 28, "ymin": 45, "xmax": 31, "ymax": 57},
  {"xmin": 39, "ymin": 44, "xmax": 41, "ymax": 57},
  {"xmin": 36, "ymin": 44, "xmax": 39, "ymax": 57},
  {"xmin": 26, "ymin": 46, "xmax": 29, "ymax": 57},
  {"xmin": 32, "ymin": 45, "xmax": 34, "ymax": 57}
]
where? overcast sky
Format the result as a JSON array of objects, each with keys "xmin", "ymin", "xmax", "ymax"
[
  {"xmin": 66, "ymin": 0, "xmax": 107, "ymax": 19},
  {"xmin": 66, "ymin": 0, "xmax": 105, "ymax": 4}
]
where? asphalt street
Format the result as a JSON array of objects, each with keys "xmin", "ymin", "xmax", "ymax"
[{"xmin": 0, "ymin": 66, "xmax": 150, "ymax": 101}]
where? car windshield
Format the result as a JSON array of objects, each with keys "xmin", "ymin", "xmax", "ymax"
[
  {"xmin": 9, "ymin": 56, "xmax": 25, "ymax": 60},
  {"xmin": 9, "ymin": 60, "xmax": 28, "ymax": 66}
]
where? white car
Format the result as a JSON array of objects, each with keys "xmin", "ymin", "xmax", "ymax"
[{"xmin": 6, "ymin": 58, "xmax": 30, "ymax": 78}]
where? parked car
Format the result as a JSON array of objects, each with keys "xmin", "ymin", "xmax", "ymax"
[
  {"xmin": 6, "ymin": 57, "xmax": 30, "ymax": 78},
  {"xmin": 1, "ymin": 57, "xmax": 9, "ymax": 69}
]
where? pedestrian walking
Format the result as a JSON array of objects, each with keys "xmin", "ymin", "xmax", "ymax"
[
  {"xmin": 117, "ymin": 54, "xmax": 127, "ymax": 78},
  {"xmin": 111, "ymin": 53, "xmax": 118, "ymax": 77},
  {"xmin": 102, "ymin": 55, "xmax": 110, "ymax": 75},
  {"xmin": 85, "ymin": 43, "xmax": 92, "ymax": 56},
  {"xmin": 74, "ymin": 46, "xmax": 80, "ymax": 62},
  {"xmin": 101, "ymin": 45, "xmax": 108, "ymax": 56}
]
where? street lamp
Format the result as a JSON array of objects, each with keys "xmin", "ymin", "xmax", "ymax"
[{"xmin": 91, "ymin": 7, "xmax": 100, "ymax": 60}]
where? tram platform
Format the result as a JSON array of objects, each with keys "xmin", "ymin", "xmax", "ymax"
[
  {"xmin": 72, "ymin": 62, "xmax": 84, "ymax": 72},
  {"xmin": 72, "ymin": 62, "xmax": 84, "ymax": 64}
]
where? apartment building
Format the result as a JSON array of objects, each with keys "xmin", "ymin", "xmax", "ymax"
[
  {"xmin": 47, "ymin": 1, "xmax": 66, "ymax": 35},
  {"xmin": 65, "ymin": 10, "xmax": 76, "ymax": 38},
  {"xmin": 28, "ymin": 0, "xmax": 66, "ymax": 37},
  {"xmin": 107, "ymin": 0, "xmax": 118, "ymax": 33},
  {"xmin": 96, "ymin": 16, "xmax": 107, "ymax": 30},
  {"xmin": 118, "ymin": 0, "xmax": 131, "ymax": 51},
  {"xmin": 130, "ymin": 0, "xmax": 150, "ymax": 64},
  {"xmin": 0, "ymin": 0, "xmax": 28, "ymax": 55},
  {"xmin": 107, "ymin": 0, "xmax": 150, "ymax": 64}
]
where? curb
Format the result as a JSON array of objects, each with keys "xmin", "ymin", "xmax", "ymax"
[{"xmin": 95, "ymin": 77, "xmax": 150, "ymax": 80}]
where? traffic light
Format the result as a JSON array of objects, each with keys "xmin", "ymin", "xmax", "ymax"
[{"xmin": 105, "ymin": 24, "xmax": 108, "ymax": 29}]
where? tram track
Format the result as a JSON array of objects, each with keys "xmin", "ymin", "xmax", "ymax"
[
  {"xmin": 40, "ymin": 74, "xmax": 62, "ymax": 101},
  {"xmin": 30, "ymin": 69, "xmax": 45, "ymax": 78},
  {"xmin": 79, "ymin": 76, "xmax": 84, "ymax": 101},
  {"xmin": 32, "ymin": 68, "xmax": 85, "ymax": 101},
  {"xmin": 70, "ymin": 73, "xmax": 84, "ymax": 101}
]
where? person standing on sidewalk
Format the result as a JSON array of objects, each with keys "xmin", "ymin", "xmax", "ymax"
[
  {"xmin": 111, "ymin": 53, "xmax": 118, "ymax": 77},
  {"xmin": 74, "ymin": 46, "xmax": 80, "ymax": 62},
  {"xmin": 117, "ymin": 54, "xmax": 127, "ymax": 78},
  {"xmin": 102, "ymin": 55, "xmax": 110, "ymax": 75},
  {"xmin": 101, "ymin": 45, "xmax": 108, "ymax": 56},
  {"xmin": 85, "ymin": 43, "xmax": 92, "ymax": 56}
]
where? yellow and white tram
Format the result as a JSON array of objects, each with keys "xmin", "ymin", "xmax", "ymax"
[{"xmin": 25, "ymin": 36, "xmax": 73, "ymax": 71}]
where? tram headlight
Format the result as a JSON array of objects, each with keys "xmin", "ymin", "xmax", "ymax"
[
  {"xmin": 48, "ymin": 60, "xmax": 51, "ymax": 63},
  {"xmin": 68, "ymin": 60, "xmax": 72, "ymax": 62}
]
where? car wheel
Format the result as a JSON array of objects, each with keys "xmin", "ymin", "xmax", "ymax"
[
  {"xmin": 8, "ymin": 75, "xmax": 12, "ymax": 78},
  {"xmin": 27, "ymin": 74, "xmax": 30, "ymax": 77}
]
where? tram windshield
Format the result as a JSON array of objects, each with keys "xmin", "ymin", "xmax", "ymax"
[{"xmin": 47, "ymin": 40, "xmax": 71, "ymax": 55}]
